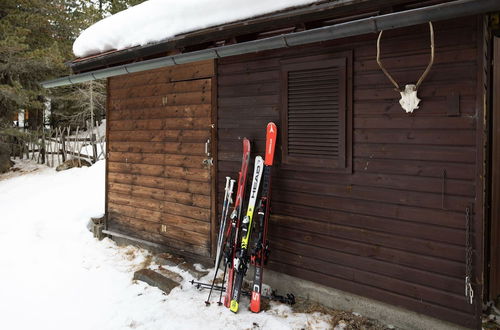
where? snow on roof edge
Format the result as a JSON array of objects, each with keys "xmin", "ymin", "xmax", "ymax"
[{"xmin": 73, "ymin": 0, "xmax": 322, "ymax": 58}]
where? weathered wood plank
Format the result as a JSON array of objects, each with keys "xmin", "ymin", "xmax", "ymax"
[
  {"xmin": 109, "ymin": 202, "xmax": 162, "ymax": 222},
  {"xmin": 355, "ymin": 48, "xmax": 477, "ymax": 72},
  {"xmin": 272, "ymin": 186, "xmax": 472, "ymax": 213},
  {"xmin": 108, "ymin": 184, "xmax": 210, "ymax": 209},
  {"xmin": 108, "ymin": 162, "xmax": 209, "ymax": 182},
  {"xmin": 108, "ymin": 141, "xmax": 205, "ymax": 155},
  {"xmin": 109, "ymin": 105, "xmax": 211, "ymax": 121},
  {"xmin": 354, "ymin": 85, "xmax": 476, "ymax": 101},
  {"xmin": 270, "ymin": 224, "xmax": 463, "ymax": 278},
  {"xmin": 353, "ymin": 158, "xmax": 475, "ymax": 180},
  {"xmin": 267, "ymin": 261, "xmax": 472, "ymax": 327},
  {"xmin": 108, "ymin": 60, "xmax": 214, "ymax": 89},
  {"xmin": 109, "ymin": 118, "xmax": 210, "ymax": 131},
  {"xmin": 271, "ymin": 235, "xmax": 463, "ymax": 294},
  {"xmin": 354, "ymin": 117, "xmax": 476, "ymax": 130},
  {"xmin": 108, "ymin": 129, "xmax": 209, "ymax": 143},
  {"xmin": 108, "ymin": 173, "xmax": 210, "ymax": 195},
  {"xmin": 269, "ymin": 245, "xmax": 469, "ymax": 313},
  {"xmin": 354, "ymin": 144, "xmax": 476, "ymax": 163},
  {"xmin": 109, "ymin": 91, "xmax": 211, "ymax": 111},
  {"xmin": 111, "ymin": 79, "xmax": 211, "ymax": 100},
  {"xmin": 109, "ymin": 195, "xmax": 209, "ymax": 223},
  {"xmin": 270, "ymin": 214, "xmax": 463, "ymax": 262},
  {"xmin": 354, "ymin": 97, "xmax": 477, "ymax": 116},
  {"xmin": 273, "ymin": 173, "xmax": 474, "ymax": 197},
  {"xmin": 109, "ymin": 218, "xmax": 209, "ymax": 256},
  {"xmin": 109, "ymin": 206, "xmax": 210, "ymax": 237},
  {"xmin": 108, "ymin": 152, "xmax": 206, "ymax": 169}
]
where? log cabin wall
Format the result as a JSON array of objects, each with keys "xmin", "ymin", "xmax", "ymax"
[
  {"xmin": 217, "ymin": 17, "xmax": 483, "ymax": 327},
  {"xmin": 106, "ymin": 60, "xmax": 216, "ymax": 258}
]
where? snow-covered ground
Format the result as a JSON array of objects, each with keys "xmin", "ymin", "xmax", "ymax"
[{"xmin": 0, "ymin": 160, "xmax": 332, "ymax": 330}]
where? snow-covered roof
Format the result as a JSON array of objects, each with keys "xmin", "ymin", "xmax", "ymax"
[{"xmin": 73, "ymin": 0, "xmax": 321, "ymax": 58}]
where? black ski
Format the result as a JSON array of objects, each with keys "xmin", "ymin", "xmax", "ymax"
[{"xmin": 250, "ymin": 122, "xmax": 277, "ymax": 313}]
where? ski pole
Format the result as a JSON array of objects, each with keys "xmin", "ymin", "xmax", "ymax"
[
  {"xmin": 217, "ymin": 262, "xmax": 228, "ymax": 305},
  {"xmin": 205, "ymin": 178, "xmax": 235, "ymax": 306}
]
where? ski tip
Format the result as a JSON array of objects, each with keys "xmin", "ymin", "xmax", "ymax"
[
  {"xmin": 265, "ymin": 123, "xmax": 277, "ymax": 166},
  {"xmin": 243, "ymin": 137, "xmax": 251, "ymax": 150},
  {"xmin": 229, "ymin": 300, "xmax": 239, "ymax": 313},
  {"xmin": 267, "ymin": 122, "xmax": 277, "ymax": 132}
]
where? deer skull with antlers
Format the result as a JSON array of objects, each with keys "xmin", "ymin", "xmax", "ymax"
[{"xmin": 377, "ymin": 22, "xmax": 435, "ymax": 113}]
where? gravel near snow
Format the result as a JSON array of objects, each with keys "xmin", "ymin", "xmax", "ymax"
[{"xmin": 0, "ymin": 160, "xmax": 335, "ymax": 330}]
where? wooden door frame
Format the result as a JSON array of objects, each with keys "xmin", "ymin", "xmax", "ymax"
[
  {"xmin": 210, "ymin": 62, "xmax": 218, "ymax": 259},
  {"xmin": 489, "ymin": 36, "xmax": 500, "ymax": 299}
]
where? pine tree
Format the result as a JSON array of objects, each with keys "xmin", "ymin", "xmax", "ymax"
[{"xmin": 0, "ymin": 0, "xmax": 147, "ymax": 129}]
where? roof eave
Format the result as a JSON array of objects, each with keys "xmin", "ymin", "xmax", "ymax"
[{"xmin": 68, "ymin": 0, "xmax": 415, "ymax": 74}]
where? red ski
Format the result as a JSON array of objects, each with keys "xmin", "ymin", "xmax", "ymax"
[
  {"xmin": 250, "ymin": 122, "xmax": 277, "ymax": 313},
  {"xmin": 222, "ymin": 138, "xmax": 251, "ymax": 307}
]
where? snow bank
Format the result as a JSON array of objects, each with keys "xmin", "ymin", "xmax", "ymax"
[
  {"xmin": 73, "ymin": 0, "xmax": 320, "ymax": 58},
  {"xmin": 0, "ymin": 162, "xmax": 332, "ymax": 329}
]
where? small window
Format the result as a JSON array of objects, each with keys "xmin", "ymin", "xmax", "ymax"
[{"xmin": 281, "ymin": 53, "xmax": 351, "ymax": 171}]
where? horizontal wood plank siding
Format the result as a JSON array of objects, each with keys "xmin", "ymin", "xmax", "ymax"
[
  {"xmin": 107, "ymin": 60, "xmax": 215, "ymax": 257},
  {"xmin": 217, "ymin": 18, "xmax": 480, "ymax": 327}
]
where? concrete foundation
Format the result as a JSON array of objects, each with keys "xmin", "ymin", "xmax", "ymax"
[
  {"xmin": 107, "ymin": 232, "xmax": 468, "ymax": 329},
  {"xmin": 261, "ymin": 267, "xmax": 469, "ymax": 330}
]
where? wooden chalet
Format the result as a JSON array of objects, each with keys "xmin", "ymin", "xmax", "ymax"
[{"xmin": 42, "ymin": 0, "xmax": 500, "ymax": 328}]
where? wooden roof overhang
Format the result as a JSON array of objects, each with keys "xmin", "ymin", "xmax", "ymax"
[{"xmin": 69, "ymin": 0, "xmax": 424, "ymax": 74}]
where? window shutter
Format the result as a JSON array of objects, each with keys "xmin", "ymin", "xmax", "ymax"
[
  {"xmin": 287, "ymin": 66, "xmax": 341, "ymax": 158},
  {"xmin": 281, "ymin": 55, "xmax": 349, "ymax": 170}
]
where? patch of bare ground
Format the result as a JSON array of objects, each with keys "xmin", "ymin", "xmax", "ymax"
[{"xmin": 292, "ymin": 298, "xmax": 392, "ymax": 330}]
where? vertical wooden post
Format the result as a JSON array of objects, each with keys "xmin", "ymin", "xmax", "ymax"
[
  {"xmin": 91, "ymin": 133, "xmax": 97, "ymax": 163},
  {"xmin": 75, "ymin": 126, "xmax": 81, "ymax": 167},
  {"xmin": 61, "ymin": 128, "xmax": 66, "ymax": 162},
  {"xmin": 51, "ymin": 129, "xmax": 55, "ymax": 167},
  {"xmin": 41, "ymin": 129, "xmax": 45, "ymax": 165},
  {"xmin": 490, "ymin": 36, "xmax": 500, "ymax": 300}
]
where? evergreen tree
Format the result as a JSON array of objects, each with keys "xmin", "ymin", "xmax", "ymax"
[{"xmin": 0, "ymin": 0, "xmax": 147, "ymax": 129}]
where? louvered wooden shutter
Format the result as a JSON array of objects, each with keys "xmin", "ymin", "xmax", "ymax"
[{"xmin": 281, "ymin": 56, "xmax": 348, "ymax": 170}]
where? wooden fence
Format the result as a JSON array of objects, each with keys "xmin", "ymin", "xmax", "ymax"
[{"xmin": 2, "ymin": 122, "xmax": 106, "ymax": 168}]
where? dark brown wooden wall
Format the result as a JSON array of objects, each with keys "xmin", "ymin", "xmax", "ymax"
[
  {"xmin": 217, "ymin": 18, "xmax": 482, "ymax": 327},
  {"xmin": 106, "ymin": 60, "xmax": 215, "ymax": 257}
]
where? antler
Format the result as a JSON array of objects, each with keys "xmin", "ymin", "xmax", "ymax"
[
  {"xmin": 415, "ymin": 22, "xmax": 434, "ymax": 89},
  {"xmin": 377, "ymin": 30, "xmax": 400, "ymax": 91},
  {"xmin": 376, "ymin": 21, "xmax": 435, "ymax": 91}
]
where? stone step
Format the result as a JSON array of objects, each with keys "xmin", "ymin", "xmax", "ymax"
[{"xmin": 133, "ymin": 269, "xmax": 180, "ymax": 294}]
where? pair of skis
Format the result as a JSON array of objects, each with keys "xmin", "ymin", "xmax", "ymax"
[
  {"xmin": 205, "ymin": 122, "xmax": 277, "ymax": 314},
  {"xmin": 229, "ymin": 122, "xmax": 277, "ymax": 313},
  {"xmin": 205, "ymin": 137, "xmax": 250, "ymax": 306}
]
